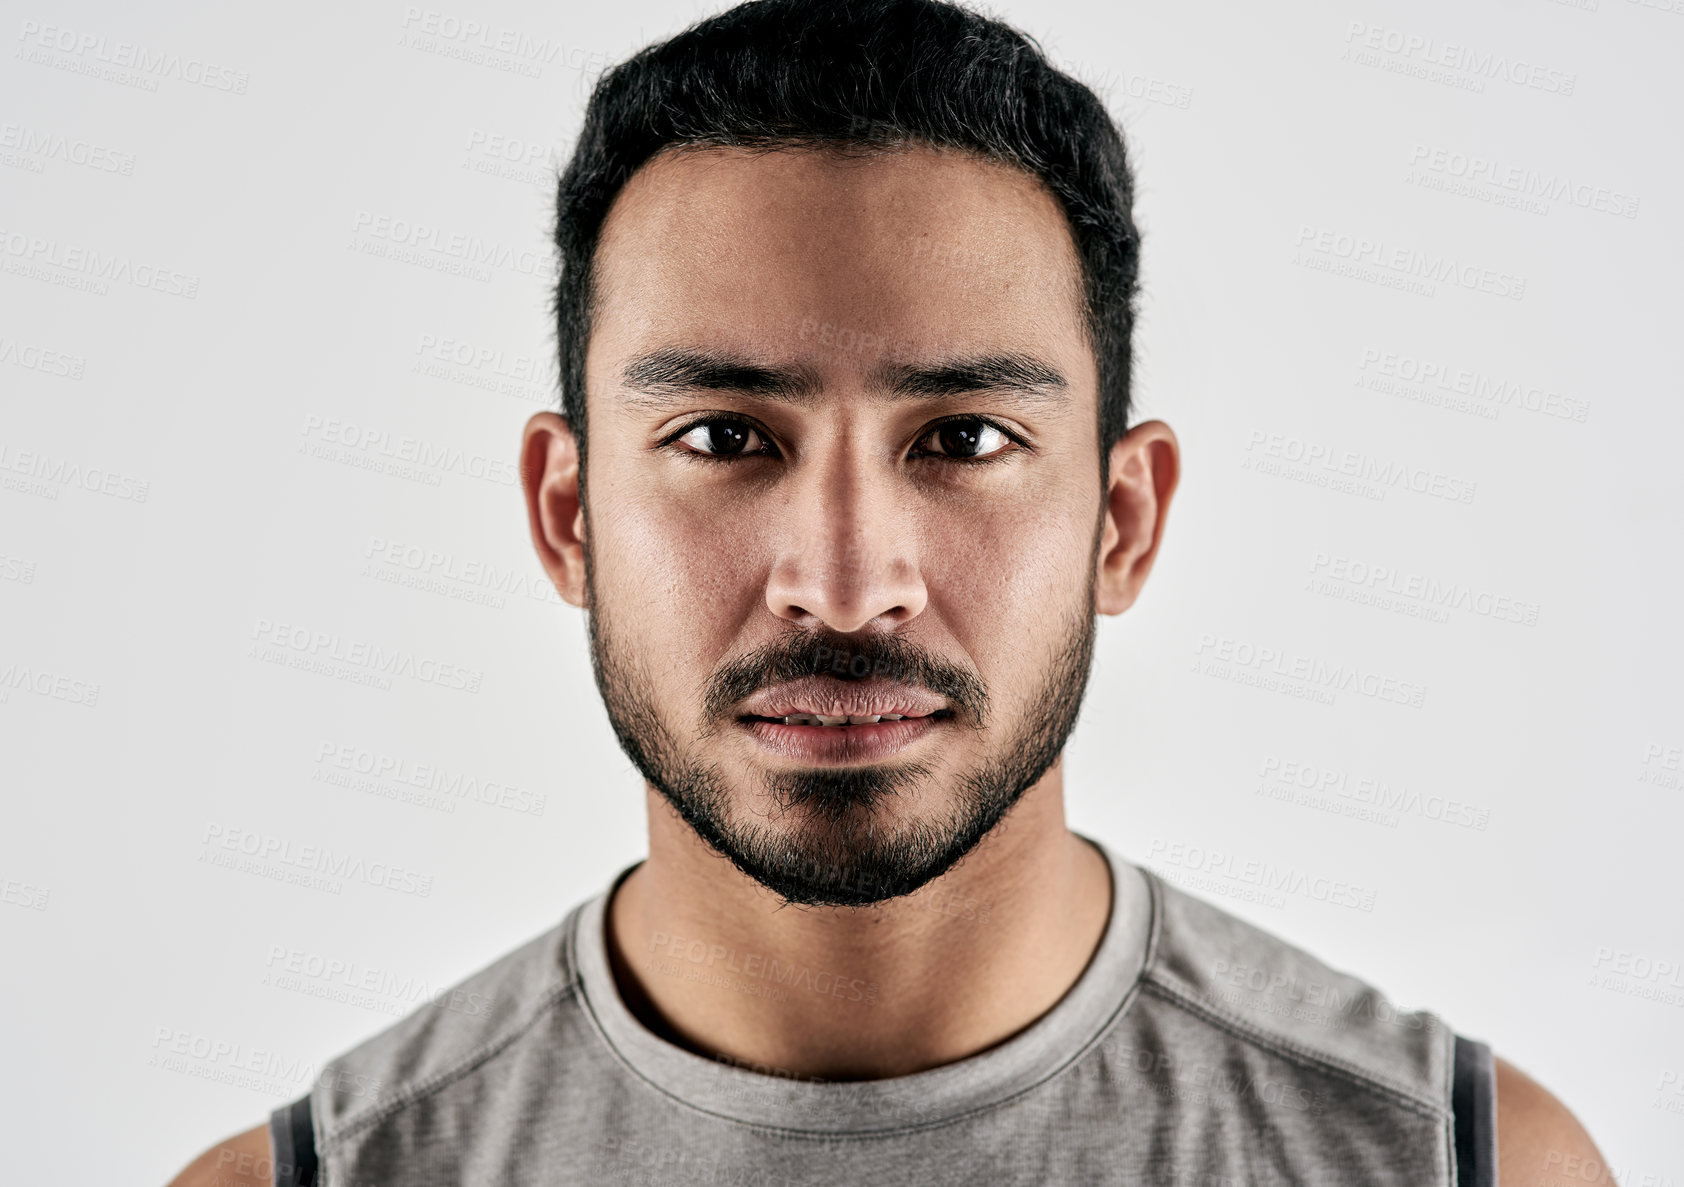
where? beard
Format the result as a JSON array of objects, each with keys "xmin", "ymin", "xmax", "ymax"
[{"xmin": 583, "ymin": 544, "xmax": 1098, "ymax": 908}]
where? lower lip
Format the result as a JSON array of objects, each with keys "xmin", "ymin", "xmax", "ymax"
[{"xmin": 742, "ymin": 716, "xmax": 947, "ymax": 763}]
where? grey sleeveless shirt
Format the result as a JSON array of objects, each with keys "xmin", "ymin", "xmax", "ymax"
[{"xmin": 271, "ymin": 842, "xmax": 1496, "ymax": 1185}]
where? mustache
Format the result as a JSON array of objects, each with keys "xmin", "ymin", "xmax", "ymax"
[{"xmin": 702, "ymin": 629, "xmax": 989, "ymax": 726}]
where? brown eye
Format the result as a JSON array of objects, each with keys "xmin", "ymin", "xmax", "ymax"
[
  {"xmin": 673, "ymin": 418, "xmax": 772, "ymax": 458},
  {"xmin": 917, "ymin": 419, "xmax": 1015, "ymax": 460}
]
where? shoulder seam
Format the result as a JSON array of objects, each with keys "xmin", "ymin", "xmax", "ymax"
[
  {"xmin": 320, "ymin": 973, "xmax": 582, "ymax": 1149},
  {"xmin": 1139, "ymin": 970, "xmax": 1447, "ymax": 1121}
]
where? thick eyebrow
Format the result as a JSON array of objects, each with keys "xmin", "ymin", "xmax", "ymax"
[
  {"xmin": 619, "ymin": 348, "xmax": 1068, "ymax": 410},
  {"xmin": 871, "ymin": 355, "xmax": 1068, "ymax": 405},
  {"xmin": 620, "ymin": 348, "xmax": 823, "ymax": 409}
]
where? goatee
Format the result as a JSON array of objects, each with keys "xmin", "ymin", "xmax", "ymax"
[{"xmin": 584, "ymin": 552, "xmax": 1096, "ymax": 907}]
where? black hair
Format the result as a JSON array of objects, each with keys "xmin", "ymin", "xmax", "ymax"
[{"xmin": 552, "ymin": 0, "xmax": 1141, "ymax": 493}]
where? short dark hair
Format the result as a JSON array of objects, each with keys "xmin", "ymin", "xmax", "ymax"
[{"xmin": 552, "ymin": 0, "xmax": 1141, "ymax": 494}]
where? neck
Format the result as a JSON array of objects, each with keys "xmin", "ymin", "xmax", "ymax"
[{"xmin": 604, "ymin": 764, "xmax": 1112, "ymax": 1081}]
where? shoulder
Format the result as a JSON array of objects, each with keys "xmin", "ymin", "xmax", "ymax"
[
  {"xmin": 309, "ymin": 914, "xmax": 581, "ymax": 1146},
  {"xmin": 1132, "ymin": 869, "xmax": 1454, "ymax": 1113},
  {"xmin": 162, "ymin": 1122, "xmax": 270, "ymax": 1187},
  {"xmin": 1495, "ymin": 1056, "xmax": 1615, "ymax": 1185}
]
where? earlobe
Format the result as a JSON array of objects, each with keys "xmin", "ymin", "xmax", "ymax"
[
  {"xmin": 1093, "ymin": 420, "xmax": 1179, "ymax": 617},
  {"xmin": 520, "ymin": 412, "xmax": 589, "ymax": 608}
]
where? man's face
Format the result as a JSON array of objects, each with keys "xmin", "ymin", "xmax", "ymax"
[{"xmin": 579, "ymin": 143, "xmax": 1105, "ymax": 907}]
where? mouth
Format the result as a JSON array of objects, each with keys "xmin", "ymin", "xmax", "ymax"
[
  {"xmin": 735, "ymin": 678, "xmax": 956, "ymax": 763},
  {"xmin": 742, "ymin": 709, "xmax": 956, "ymax": 728},
  {"xmin": 737, "ymin": 676, "xmax": 952, "ymax": 724},
  {"xmin": 738, "ymin": 713, "xmax": 951, "ymax": 764}
]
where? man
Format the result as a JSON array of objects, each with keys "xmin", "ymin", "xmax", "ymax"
[{"xmin": 169, "ymin": 1, "xmax": 1612, "ymax": 1183}]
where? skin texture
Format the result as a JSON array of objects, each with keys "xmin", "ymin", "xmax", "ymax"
[
  {"xmin": 165, "ymin": 141, "xmax": 1612, "ymax": 1183},
  {"xmin": 164, "ymin": 1123, "xmax": 270, "ymax": 1186},
  {"xmin": 530, "ymin": 143, "xmax": 1159, "ymax": 1079},
  {"xmin": 1495, "ymin": 1057, "xmax": 1617, "ymax": 1185}
]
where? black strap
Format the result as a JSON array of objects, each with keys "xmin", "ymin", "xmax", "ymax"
[
  {"xmin": 267, "ymin": 1093, "xmax": 319, "ymax": 1187},
  {"xmin": 1452, "ymin": 1034, "xmax": 1497, "ymax": 1187}
]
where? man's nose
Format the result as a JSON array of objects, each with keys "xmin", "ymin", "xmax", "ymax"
[{"xmin": 763, "ymin": 445, "xmax": 928, "ymax": 634}]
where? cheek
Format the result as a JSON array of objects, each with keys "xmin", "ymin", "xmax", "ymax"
[
  {"xmin": 923, "ymin": 491, "xmax": 1093, "ymax": 654},
  {"xmin": 590, "ymin": 478, "xmax": 760, "ymax": 634},
  {"xmin": 922, "ymin": 481, "xmax": 1091, "ymax": 713}
]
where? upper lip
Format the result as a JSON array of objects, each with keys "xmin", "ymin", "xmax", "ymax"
[{"xmin": 740, "ymin": 678, "xmax": 949, "ymax": 720}]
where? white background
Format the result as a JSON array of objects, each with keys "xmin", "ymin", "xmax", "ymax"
[{"xmin": 2, "ymin": 0, "xmax": 1680, "ymax": 1182}]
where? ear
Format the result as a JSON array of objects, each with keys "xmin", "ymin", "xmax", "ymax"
[
  {"xmin": 521, "ymin": 412, "xmax": 589, "ymax": 608},
  {"xmin": 1095, "ymin": 419, "xmax": 1179, "ymax": 616}
]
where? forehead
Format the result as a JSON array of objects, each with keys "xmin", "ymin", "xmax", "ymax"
[{"xmin": 588, "ymin": 143, "xmax": 1091, "ymax": 382}]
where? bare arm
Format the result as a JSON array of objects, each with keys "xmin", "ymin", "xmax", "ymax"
[
  {"xmin": 163, "ymin": 1122, "xmax": 273, "ymax": 1187},
  {"xmin": 1496, "ymin": 1055, "xmax": 1616, "ymax": 1186}
]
